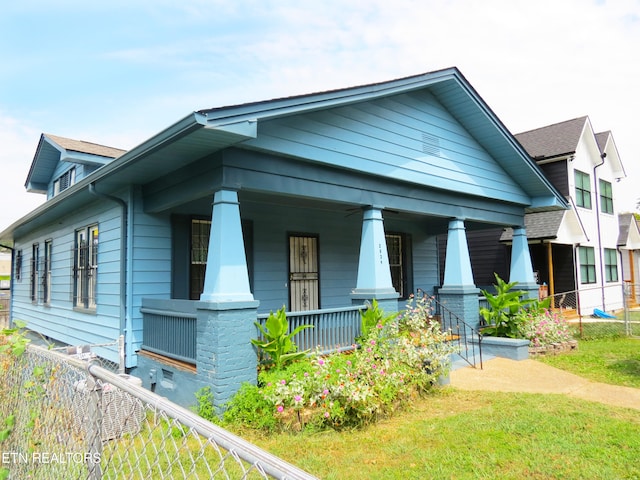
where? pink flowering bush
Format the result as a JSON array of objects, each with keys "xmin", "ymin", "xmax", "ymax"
[
  {"xmin": 223, "ymin": 296, "xmax": 458, "ymax": 432},
  {"xmin": 516, "ymin": 308, "xmax": 574, "ymax": 347}
]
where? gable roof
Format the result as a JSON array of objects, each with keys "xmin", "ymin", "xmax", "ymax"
[
  {"xmin": 618, "ymin": 213, "xmax": 640, "ymax": 249},
  {"xmin": 595, "ymin": 131, "xmax": 610, "ymax": 154},
  {"xmin": 44, "ymin": 134, "xmax": 126, "ymax": 158},
  {"xmin": 25, "ymin": 134, "xmax": 126, "ymax": 193},
  {"xmin": 515, "ymin": 116, "xmax": 588, "ymax": 160},
  {"xmin": 3, "ymin": 67, "xmax": 568, "ymax": 243},
  {"xmin": 500, "ymin": 207, "xmax": 588, "ymax": 244}
]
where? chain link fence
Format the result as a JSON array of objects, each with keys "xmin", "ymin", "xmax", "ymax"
[
  {"xmin": 547, "ymin": 283, "xmax": 640, "ymax": 339},
  {"xmin": 0, "ymin": 343, "xmax": 318, "ymax": 480},
  {"xmin": 0, "ymin": 293, "xmax": 9, "ymax": 330}
]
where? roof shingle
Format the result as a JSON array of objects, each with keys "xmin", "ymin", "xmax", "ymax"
[{"xmin": 515, "ymin": 116, "xmax": 588, "ymax": 159}]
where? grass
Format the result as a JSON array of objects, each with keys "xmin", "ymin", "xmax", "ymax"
[
  {"xmin": 230, "ymin": 335, "xmax": 640, "ymax": 479},
  {"xmin": 537, "ymin": 337, "xmax": 640, "ymax": 388},
  {"xmin": 235, "ymin": 389, "xmax": 640, "ymax": 479}
]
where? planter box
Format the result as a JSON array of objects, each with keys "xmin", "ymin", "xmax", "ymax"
[{"xmin": 476, "ymin": 336, "xmax": 530, "ymax": 361}]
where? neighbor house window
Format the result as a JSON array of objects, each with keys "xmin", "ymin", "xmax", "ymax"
[
  {"xmin": 599, "ymin": 179, "xmax": 614, "ymax": 214},
  {"xmin": 31, "ymin": 243, "xmax": 39, "ymax": 303},
  {"xmin": 604, "ymin": 248, "xmax": 618, "ymax": 282},
  {"xmin": 53, "ymin": 167, "xmax": 76, "ymax": 196},
  {"xmin": 74, "ymin": 224, "xmax": 98, "ymax": 310},
  {"xmin": 43, "ymin": 239, "xmax": 52, "ymax": 304},
  {"xmin": 579, "ymin": 246, "xmax": 596, "ymax": 284},
  {"xmin": 574, "ymin": 170, "xmax": 591, "ymax": 209},
  {"xmin": 386, "ymin": 233, "xmax": 412, "ymax": 299}
]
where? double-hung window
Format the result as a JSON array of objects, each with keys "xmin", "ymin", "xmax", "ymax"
[
  {"xmin": 599, "ymin": 179, "xmax": 614, "ymax": 214},
  {"xmin": 574, "ymin": 170, "xmax": 592, "ymax": 209},
  {"xmin": 43, "ymin": 239, "xmax": 52, "ymax": 304},
  {"xmin": 190, "ymin": 219, "xmax": 211, "ymax": 300},
  {"xmin": 74, "ymin": 225, "xmax": 98, "ymax": 310},
  {"xmin": 386, "ymin": 233, "xmax": 412, "ymax": 299},
  {"xmin": 15, "ymin": 250, "xmax": 22, "ymax": 281},
  {"xmin": 31, "ymin": 243, "xmax": 39, "ymax": 303},
  {"xmin": 604, "ymin": 248, "xmax": 618, "ymax": 282},
  {"xmin": 579, "ymin": 246, "xmax": 596, "ymax": 284}
]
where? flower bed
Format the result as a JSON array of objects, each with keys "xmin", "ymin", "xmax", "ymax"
[{"xmin": 218, "ymin": 295, "xmax": 459, "ymax": 432}]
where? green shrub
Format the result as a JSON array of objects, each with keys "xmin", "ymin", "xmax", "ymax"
[
  {"xmin": 252, "ymin": 307, "xmax": 313, "ymax": 370},
  {"xmin": 221, "ymin": 296, "xmax": 458, "ymax": 432},
  {"xmin": 222, "ymin": 383, "xmax": 278, "ymax": 431}
]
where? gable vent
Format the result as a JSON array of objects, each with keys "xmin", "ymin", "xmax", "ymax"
[{"xmin": 421, "ymin": 132, "xmax": 440, "ymax": 156}]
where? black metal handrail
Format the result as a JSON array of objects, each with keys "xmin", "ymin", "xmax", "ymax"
[{"xmin": 419, "ymin": 289, "xmax": 483, "ymax": 369}]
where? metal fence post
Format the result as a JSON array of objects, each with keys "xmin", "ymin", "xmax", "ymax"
[
  {"xmin": 86, "ymin": 374, "xmax": 103, "ymax": 480},
  {"xmin": 118, "ymin": 334, "xmax": 125, "ymax": 374}
]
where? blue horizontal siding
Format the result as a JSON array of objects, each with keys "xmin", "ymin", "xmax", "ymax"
[
  {"xmin": 245, "ymin": 91, "xmax": 529, "ymax": 205},
  {"xmin": 10, "ymin": 200, "xmax": 123, "ymax": 364}
]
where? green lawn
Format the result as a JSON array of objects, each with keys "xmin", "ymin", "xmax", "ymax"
[
  {"xmin": 537, "ymin": 337, "xmax": 640, "ymax": 388},
  {"xmin": 233, "ymin": 337, "xmax": 640, "ymax": 479},
  {"xmin": 236, "ymin": 389, "xmax": 640, "ymax": 479}
]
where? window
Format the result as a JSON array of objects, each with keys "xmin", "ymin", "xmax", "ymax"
[
  {"xmin": 599, "ymin": 179, "xmax": 614, "ymax": 214},
  {"xmin": 386, "ymin": 233, "xmax": 412, "ymax": 299},
  {"xmin": 579, "ymin": 246, "xmax": 596, "ymax": 284},
  {"xmin": 604, "ymin": 248, "xmax": 618, "ymax": 282},
  {"xmin": 187, "ymin": 218, "xmax": 254, "ymax": 300},
  {"xmin": 53, "ymin": 167, "xmax": 76, "ymax": 196},
  {"xmin": 190, "ymin": 219, "xmax": 211, "ymax": 300},
  {"xmin": 574, "ymin": 170, "xmax": 591, "ymax": 209},
  {"xmin": 15, "ymin": 250, "xmax": 22, "ymax": 281},
  {"xmin": 74, "ymin": 225, "xmax": 98, "ymax": 310},
  {"xmin": 31, "ymin": 244, "xmax": 39, "ymax": 302},
  {"xmin": 43, "ymin": 239, "xmax": 52, "ymax": 304}
]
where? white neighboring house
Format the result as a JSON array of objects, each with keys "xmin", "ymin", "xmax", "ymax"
[
  {"xmin": 502, "ymin": 116, "xmax": 628, "ymax": 315},
  {"xmin": 618, "ymin": 213, "xmax": 640, "ymax": 307}
]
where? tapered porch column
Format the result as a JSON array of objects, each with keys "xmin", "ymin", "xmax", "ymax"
[
  {"xmin": 439, "ymin": 219, "xmax": 479, "ymax": 329},
  {"xmin": 200, "ymin": 189, "xmax": 253, "ymax": 303},
  {"xmin": 351, "ymin": 206, "xmax": 399, "ymax": 313},
  {"xmin": 197, "ymin": 189, "xmax": 258, "ymax": 411},
  {"xmin": 509, "ymin": 226, "xmax": 538, "ymax": 299}
]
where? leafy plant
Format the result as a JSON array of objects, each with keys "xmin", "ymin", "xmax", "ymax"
[
  {"xmin": 222, "ymin": 299, "xmax": 458, "ymax": 432},
  {"xmin": 479, "ymin": 274, "xmax": 532, "ymax": 338},
  {"xmin": 222, "ymin": 383, "xmax": 278, "ymax": 431},
  {"xmin": 252, "ymin": 306, "xmax": 313, "ymax": 370},
  {"xmin": 357, "ymin": 299, "xmax": 397, "ymax": 343},
  {"xmin": 194, "ymin": 387, "xmax": 219, "ymax": 423}
]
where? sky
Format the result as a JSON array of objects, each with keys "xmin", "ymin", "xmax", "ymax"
[{"xmin": 1, "ymin": 0, "xmax": 639, "ymax": 232}]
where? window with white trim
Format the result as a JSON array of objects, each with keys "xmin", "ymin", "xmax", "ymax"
[
  {"xmin": 31, "ymin": 243, "xmax": 39, "ymax": 303},
  {"xmin": 574, "ymin": 170, "xmax": 591, "ymax": 209},
  {"xmin": 43, "ymin": 239, "xmax": 52, "ymax": 304},
  {"xmin": 604, "ymin": 248, "xmax": 618, "ymax": 283},
  {"xmin": 53, "ymin": 167, "xmax": 76, "ymax": 196},
  {"xmin": 599, "ymin": 179, "xmax": 614, "ymax": 214},
  {"xmin": 74, "ymin": 225, "xmax": 98, "ymax": 310},
  {"xmin": 579, "ymin": 246, "xmax": 596, "ymax": 284}
]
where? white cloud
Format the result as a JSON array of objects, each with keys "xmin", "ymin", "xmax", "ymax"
[{"xmin": 0, "ymin": 114, "xmax": 46, "ymax": 232}]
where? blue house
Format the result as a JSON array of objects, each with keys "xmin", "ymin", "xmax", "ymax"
[{"xmin": 0, "ymin": 68, "xmax": 567, "ymax": 406}]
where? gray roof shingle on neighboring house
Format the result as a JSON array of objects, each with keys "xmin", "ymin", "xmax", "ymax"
[
  {"xmin": 595, "ymin": 131, "xmax": 611, "ymax": 155},
  {"xmin": 515, "ymin": 116, "xmax": 588, "ymax": 159},
  {"xmin": 45, "ymin": 133, "xmax": 126, "ymax": 159},
  {"xmin": 500, "ymin": 209, "xmax": 566, "ymax": 241},
  {"xmin": 618, "ymin": 213, "xmax": 633, "ymax": 246}
]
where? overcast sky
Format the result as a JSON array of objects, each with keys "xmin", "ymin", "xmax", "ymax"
[{"xmin": 1, "ymin": 0, "xmax": 639, "ymax": 232}]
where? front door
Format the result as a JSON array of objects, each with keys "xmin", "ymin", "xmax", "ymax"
[{"xmin": 289, "ymin": 235, "xmax": 319, "ymax": 311}]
